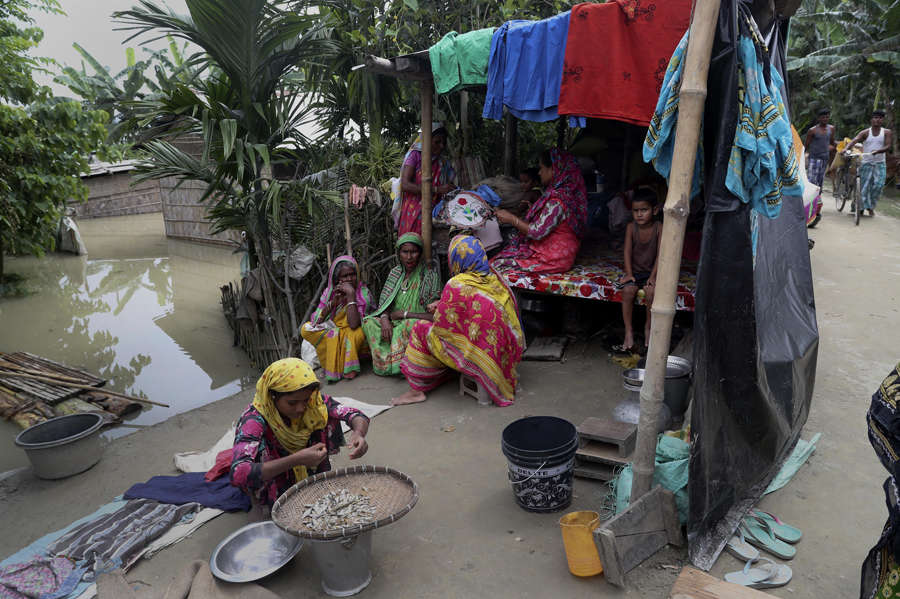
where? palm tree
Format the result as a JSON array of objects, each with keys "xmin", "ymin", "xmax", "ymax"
[{"xmin": 114, "ymin": 0, "xmax": 340, "ymax": 266}]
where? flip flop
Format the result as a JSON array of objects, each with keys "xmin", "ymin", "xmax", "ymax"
[
  {"xmin": 725, "ymin": 529, "xmax": 760, "ymax": 563},
  {"xmin": 724, "ymin": 557, "xmax": 792, "ymax": 589},
  {"xmin": 752, "ymin": 510, "xmax": 802, "ymax": 544},
  {"xmin": 740, "ymin": 516, "xmax": 796, "ymax": 560},
  {"xmin": 612, "ymin": 343, "xmax": 635, "ymax": 353}
]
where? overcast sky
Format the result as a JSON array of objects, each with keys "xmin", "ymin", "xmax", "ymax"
[{"xmin": 29, "ymin": 0, "xmax": 189, "ymax": 96}]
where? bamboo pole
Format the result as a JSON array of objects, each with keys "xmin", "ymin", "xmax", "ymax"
[
  {"xmin": 630, "ymin": 0, "xmax": 721, "ymax": 502},
  {"xmin": 0, "ymin": 371, "xmax": 169, "ymax": 408},
  {"xmin": 343, "ymin": 193, "xmax": 353, "ymax": 256},
  {"xmin": 0, "ymin": 363, "xmax": 100, "ymax": 386},
  {"xmin": 420, "ymin": 83, "xmax": 434, "ymax": 264}
]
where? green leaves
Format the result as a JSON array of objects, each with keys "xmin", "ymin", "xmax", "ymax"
[
  {"xmin": 402, "ymin": 0, "xmax": 419, "ymax": 11},
  {"xmin": 220, "ymin": 118, "xmax": 237, "ymax": 158}
]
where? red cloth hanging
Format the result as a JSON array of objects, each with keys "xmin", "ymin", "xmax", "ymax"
[{"xmin": 558, "ymin": 0, "xmax": 691, "ymax": 126}]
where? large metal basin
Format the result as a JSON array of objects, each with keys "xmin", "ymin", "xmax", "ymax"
[
  {"xmin": 624, "ymin": 356, "xmax": 693, "ymax": 421},
  {"xmin": 14, "ymin": 413, "xmax": 104, "ymax": 479},
  {"xmin": 210, "ymin": 521, "xmax": 303, "ymax": 583}
]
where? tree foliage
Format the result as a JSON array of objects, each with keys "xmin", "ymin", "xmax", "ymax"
[{"xmin": 0, "ymin": 0, "xmax": 107, "ymax": 282}]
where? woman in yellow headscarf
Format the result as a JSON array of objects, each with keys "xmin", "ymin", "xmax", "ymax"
[{"xmin": 230, "ymin": 358, "xmax": 370, "ymax": 517}]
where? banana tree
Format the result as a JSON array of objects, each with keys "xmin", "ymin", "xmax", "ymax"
[{"xmin": 787, "ymin": 0, "xmax": 899, "ymax": 144}]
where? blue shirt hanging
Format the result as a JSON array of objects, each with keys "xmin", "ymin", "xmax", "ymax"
[{"xmin": 483, "ymin": 12, "xmax": 571, "ymax": 123}]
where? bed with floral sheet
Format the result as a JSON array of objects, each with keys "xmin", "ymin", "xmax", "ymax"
[{"xmin": 494, "ymin": 248, "xmax": 697, "ymax": 312}]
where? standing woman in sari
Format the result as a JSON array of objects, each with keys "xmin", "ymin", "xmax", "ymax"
[
  {"xmin": 393, "ymin": 235, "xmax": 525, "ymax": 407},
  {"xmin": 397, "ymin": 123, "xmax": 456, "ymax": 235},
  {"xmin": 300, "ymin": 256, "xmax": 372, "ymax": 382},
  {"xmin": 361, "ymin": 233, "xmax": 441, "ymax": 376},
  {"xmin": 492, "ymin": 149, "xmax": 588, "ymax": 274}
]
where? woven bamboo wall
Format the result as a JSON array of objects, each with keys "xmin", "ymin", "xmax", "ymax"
[
  {"xmin": 160, "ymin": 136, "xmax": 240, "ymax": 246},
  {"xmin": 72, "ymin": 173, "xmax": 163, "ymax": 219}
]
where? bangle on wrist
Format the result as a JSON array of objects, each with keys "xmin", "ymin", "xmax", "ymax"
[
  {"xmin": 403, "ymin": 310, "xmax": 409, "ymax": 319},
  {"xmin": 346, "ymin": 301, "xmax": 357, "ymax": 307}
]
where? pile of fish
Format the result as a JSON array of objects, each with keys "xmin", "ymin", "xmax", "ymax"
[{"xmin": 300, "ymin": 489, "xmax": 376, "ymax": 531}]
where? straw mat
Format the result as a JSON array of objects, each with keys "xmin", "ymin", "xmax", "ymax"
[{"xmin": 272, "ymin": 465, "xmax": 418, "ymax": 540}]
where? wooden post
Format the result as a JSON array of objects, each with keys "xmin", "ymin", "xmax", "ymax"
[
  {"xmin": 461, "ymin": 90, "xmax": 471, "ymax": 156},
  {"xmin": 630, "ymin": 0, "xmax": 721, "ymax": 502},
  {"xmin": 420, "ymin": 83, "xmax": 434, "ymax": 264},
  {"xmin": 503, "ymin": 112, "xmax": 518, "ymax": 176}
]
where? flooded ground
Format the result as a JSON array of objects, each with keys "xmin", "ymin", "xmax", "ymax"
[{"xmin": 0, "ymin": 213, "xmax": 257, "ymax": 472}]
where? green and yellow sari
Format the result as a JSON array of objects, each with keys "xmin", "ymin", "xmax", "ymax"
[{"xmin": 362, "ymin": 234, "xmax": 441, "ymax": 376}]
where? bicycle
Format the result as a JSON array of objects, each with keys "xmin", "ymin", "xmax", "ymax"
[
  {"xmin": 842, "ymin": 152, "xmax": 874, "ymax": 226},
  {"xmin": 833, "ymin": 160, "xmax": 853, "ymax": 212}
]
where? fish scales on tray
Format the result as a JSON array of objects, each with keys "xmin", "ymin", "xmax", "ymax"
[{"xmin": 299, "ymin": 489, "xmax": 376, "ymax": 531}]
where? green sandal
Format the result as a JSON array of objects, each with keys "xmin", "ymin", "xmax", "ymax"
[
  {"xmin": 740, "ymin": 515, "xmax": 796, "ymax": 560},
  {"xmin": 752, "ymin": 510, "xmax": 802, "ymax": 544}
]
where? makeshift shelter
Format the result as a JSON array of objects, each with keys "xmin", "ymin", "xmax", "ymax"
[{"xmin": 364, "ymin": 0, "xmax": 817, "ymax": 571}]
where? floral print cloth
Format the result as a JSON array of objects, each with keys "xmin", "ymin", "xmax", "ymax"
[
  {"xmin": 0, "ymin": 557, "xmax": 78, "ymax": 599},
  {"xmin": 230, "ymin": 396, "xmax": 368, "ymax": 507},
  {"xmin": 495, "ymin": 246, "xmax": 697, "ymax": 311},
  {"xmin": 402, "ymin": 236, "xmax": 525, "ymax": 406}
]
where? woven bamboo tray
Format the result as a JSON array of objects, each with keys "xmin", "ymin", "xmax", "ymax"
[{"xmin": 272, "ymin": 465, "xmax": 419, "ymax": 540}]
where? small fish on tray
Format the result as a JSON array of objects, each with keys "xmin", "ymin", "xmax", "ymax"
[{"xmin": 300, "ymin": 489, "xmax": 376, "ymax": 531}]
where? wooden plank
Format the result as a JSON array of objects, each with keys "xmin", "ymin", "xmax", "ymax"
[
  {"xmin": 573, "ymin": 460, "xmax": 617, "ymax": 481},
  {"xmin": 660, "ymin": 488, "xmax": 685, "ymax": 547},
  {"xmin": 594, "ymin": 486, "xmax": 676, "ymax": 588},
  {"xmin": 576, "ymin": 441, "xmax": 633, "ymax": 467},
  {"xmin": 523, "ymin": 336, "xmax": 568, "ymax": 361},
  {"xmin": 669, "ymin": 567, "xmax": 773, "ymax": 598},
  {"xmin": 577, "ymin": 418, "xmax": 637, "ymax": 456}
]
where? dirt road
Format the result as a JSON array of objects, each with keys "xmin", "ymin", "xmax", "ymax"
[{"xmin": 1, "ymin": 192, "xmax": 897, "ymax": 597}]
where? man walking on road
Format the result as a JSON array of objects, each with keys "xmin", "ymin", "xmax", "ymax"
[
  {"xmin": 849, "ymin": 110, "xmax": 893, "ymax": 216},
  {"xmin": 804, "ymin": 108, "xmax": 835, "ymax": 189}
]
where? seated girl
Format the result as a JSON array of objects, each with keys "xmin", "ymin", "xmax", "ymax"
[
  {"xmin": 392, "ymin": 235, "xmax": 525, "ymax": 407},
  {"xmin": 230, "ymin": 358, "xmax": 369, "ymax": 519},
  {"xmin": 491, "ymin": 149, "xmax": 588, "ymax": 274},
  {"xmin": 361, "ymin": 233, "xmax": 441, "ymax": 376},
  {"xmin": 300, "ymin": 256, "xmax": 371, "ymax": 382}
]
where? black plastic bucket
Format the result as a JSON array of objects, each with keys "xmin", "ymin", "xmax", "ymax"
[{"xmin": 501, "ymin": 416, "xmax": 578, "ymax": 513}]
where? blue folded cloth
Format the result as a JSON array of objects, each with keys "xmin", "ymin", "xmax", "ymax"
[
  {"xmin": 476, "ymin": 184, "xmax": 503, "ymax": 207},
  {"xmin": 124, "ymin": 472, "xmax": 251, "ymax": 512}
]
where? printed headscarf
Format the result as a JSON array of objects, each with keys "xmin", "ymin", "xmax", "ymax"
[
  {"xmin": 448, "ymin": 234, "xmax": 490, "ymax": 276},
  {"xmin": 526, "ymin": 149, "xmax": 588, "ymax": 238},
  {"xmin": 312, "ymin": 255, "xmax": 372, "ymax": 323},
  {"xmin": 252, "ymin": 358, "xmax": 329, "ymax": 481}
]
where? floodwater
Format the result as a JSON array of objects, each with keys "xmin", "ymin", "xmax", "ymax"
[{"xmin": 0, "ymin": 213, "xmax": 257, "ymax": 472}]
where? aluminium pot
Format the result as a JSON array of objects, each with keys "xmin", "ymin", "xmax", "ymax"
[{"xmin": 14, "ymin": 413, "xmax": 104, "ymax": 479}]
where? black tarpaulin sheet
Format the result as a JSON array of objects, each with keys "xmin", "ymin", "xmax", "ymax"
[{"xmin": 687, "ymin": 1, "xmax": 819, "ymax": 569}]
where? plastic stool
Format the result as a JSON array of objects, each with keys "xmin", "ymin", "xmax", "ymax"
[{"xmin": 459, "ymin": 375, "xmax": 491, "ymax": 406}]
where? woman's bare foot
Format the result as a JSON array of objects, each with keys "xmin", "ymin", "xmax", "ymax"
[
  {"xmin": 391, "ymin": 390, "xmax": 427, "ymax": 405},
  {"xmin": 344, "ymin": 371, "xmax": 358, "ymax": 380},
  {"xmin": 623, "ymin": 331, "xmax": 635, "ymax": 351}
]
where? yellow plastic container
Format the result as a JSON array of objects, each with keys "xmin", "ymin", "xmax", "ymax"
[{"xmin": 558, "ymin": 511, "xmax": 604, "ymax": 577}]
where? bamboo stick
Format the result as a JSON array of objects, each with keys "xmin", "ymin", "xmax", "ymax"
[
  {"xmin": 0, "ymin": 371, "xmax": 169, "ymax": 408},
  {"xmin": 630, "ymin": 0, "xmax": 721, "ymax": 502},
  {"xmin": 0, "ymin": 363, "xmax": 101, "ymax": 387},
  {"xmin": 343, "ymin": 193, "xmax": 353, "ymax": 256},
  {"xmin": 420, "ymin": 82, "xmax": 434, "ymax": 264}
]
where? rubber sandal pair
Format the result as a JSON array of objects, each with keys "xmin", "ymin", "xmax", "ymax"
[
  {"xmin": 725, "ymin": 557, "xmax": 792, "ymax": 589},
  {"xmin": 738, "ymin": 512, "xmax": 801, "ymax": 560}
]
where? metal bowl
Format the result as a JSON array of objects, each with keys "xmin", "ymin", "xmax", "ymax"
[
  {"xmin": 622, "ymin": 368, "xmax": 645, "ymax": 388},
  {"xmin": 210, "ymin": 521, "xmax": 303, "ymax": 583}
]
